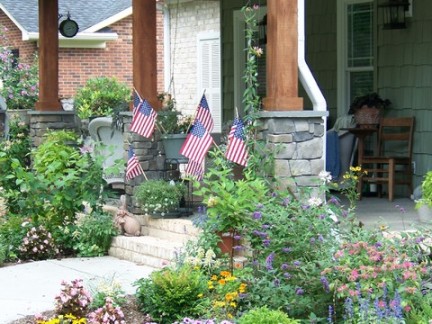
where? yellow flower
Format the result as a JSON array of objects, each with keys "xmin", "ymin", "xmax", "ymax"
[
  {"xmin": 198, "ymin": 293, "xmax": 204, "ymax": 298},
  {"xmin": 218, "ymin": 278, "xmax": 226, "ymax": 285},
  {"xmin": 211, "ymin": 275, "xmax": 218, "ymax": 281},
  {"xmin": 220, "ymin": 270, "xmax": 231, "ymax": 277},
  {"xmin": 230, "ymin": 302, "xmax": 237, "ymax": 308}
]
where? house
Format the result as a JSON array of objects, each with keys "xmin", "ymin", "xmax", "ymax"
[
  {"xmin": 165, "ymin": 0, "xmax": 432, "ymax": 192},
  {"xmin": 2, "ymin": 0, "xmax": 431, "ymax": 197},
  {"xmin": 0, "ymin": 0, "xmax": 165, "ymax": 100}
]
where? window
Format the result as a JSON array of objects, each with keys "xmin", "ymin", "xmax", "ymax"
[
  {"xmin": 197, "ymin": 32, "xmax": 221, "ymax": 133},
  {"xmin": 338, "ymin": 1, "xmax": 374, "ymax": 114}
]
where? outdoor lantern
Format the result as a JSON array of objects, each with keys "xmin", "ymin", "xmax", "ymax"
[
  {"xmin": 379, "ymin": 0, "xmax": 411, "ymax": 29},
  {"xmin": 258, "ymin": 14, "xmax": 267, "ymax": 44}
]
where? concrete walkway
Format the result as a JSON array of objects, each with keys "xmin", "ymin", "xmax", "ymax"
[{"xmin": 0, "ymin": 256, "xmax": 154, "ymax": 323}]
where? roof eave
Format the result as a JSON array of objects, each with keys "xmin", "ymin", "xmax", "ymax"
[
  {"xmin": 0, "ymin": 4, "xmax": 32, "ymax": 41},
  {"xmin": 27, "ymin": 32, "xmax": 119, "ymax": 49},
  {"xmin": 83, "ymin": 7, "xmax": 132, "ymax": 33}
]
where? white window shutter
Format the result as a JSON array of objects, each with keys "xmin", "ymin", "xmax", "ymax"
[{"xmin": 198, "ymin": 33, "xmax": 221, "ymax": 133}]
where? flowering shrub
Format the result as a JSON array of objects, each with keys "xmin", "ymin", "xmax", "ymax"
[
  {"xmin": 35, "ymin": 313, "xmax": 87, "ymax": 324},
  {"xmin": 18, "ymin": 224, "xmax": 59, "ymax": 261},
  {"xmin": 55, "ymin": 279, "xmax": 92, "ymax": 318},
  {"xmin": 87, "ymin": 297, "xmax": 125, "ymax": 324},
  {"xmin": 322, "ymin": 240, "xmax": 427, "ymax": 316},
  {"xmin": 134, "ymin": 264, "xmax": 208, "ymax": 324},
  {"xmin": 89, "ymin": 277, "xmax": 126, "ymax": 310},
  {"xmin": 135, "ymin": 179, "xmax": 186, "ymax": 215},
  {"xmin": 0, "ymin": 25, "xmax": 39, "ymax": 110},
  {"xmin": 207, "ymin": 270, "xmax": 247, "ymax": 320}
]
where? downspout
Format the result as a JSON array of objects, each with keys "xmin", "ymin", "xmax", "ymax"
[
  {"xmin": 163, "ymin": 4, "xmax": 171, "ymax": 92},
  {"xmin": 297, "ymin": 0, "xmax": 328, "ymax": 167}
]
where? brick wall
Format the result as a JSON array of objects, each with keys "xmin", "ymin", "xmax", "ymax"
[
  {"xmin": 0, "ymin": 12, "xmax": 37, "ymax": 62},
  {"xmin": 0, "ymin": 9, "xmax": 165, "ymax": 100}
]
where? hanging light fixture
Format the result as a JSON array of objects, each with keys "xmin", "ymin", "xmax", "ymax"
[{"xmin": 379, "ymin": 0, "xmax": 411, "ymax": 30}]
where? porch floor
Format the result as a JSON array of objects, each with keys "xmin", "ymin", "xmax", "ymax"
[{"xmin": 348, "ymin": 196, "xmax": 425, "ymax": 232}]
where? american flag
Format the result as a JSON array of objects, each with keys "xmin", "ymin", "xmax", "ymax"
[
  {"xmin": 225, "ymin": 118, "xmax": 248, "ymax": 166},
  {"xmin": 179, "ymin": 119, "xmax": 213, "ymax": 163},
  {"xmin": 184, "ymin": 160, "xmax": 204, "ymax": 180},
  {"xmin": 132, "ymin": 88, "xmax": 142, "ymax": 116},
  {"xmin": 194, "ymin": 94, "xmax": 214, "ymax": 132},
  {"xmin": 126, "ymin": 146, "xmax": 144, "ymax": 180},
  {"xmin": 130, "ymin": 99, "xmax": 157, "ymax": 138}
]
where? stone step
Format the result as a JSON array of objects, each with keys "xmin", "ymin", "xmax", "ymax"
[
  {"xmin": 136, "ymin": 214, "xmax": 200, "ymax": 244},
  {"xmin": 109, "ymin": 235, "xmax": 186, "ymax": 269}
]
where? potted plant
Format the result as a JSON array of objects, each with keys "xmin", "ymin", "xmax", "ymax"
[
  {"xmin": 156, "ymin": 92, "xmax": 194, "ymax": 162},
  {"xmin": 135, "ymin": 179, "xmax": 186, "ymax": 218},
  {"xmin": 348, "ymin": 92, "xmax": 391, "ymax": 127},
  {"xmin": 74, "ymin": 76, "xmax": 131, "ymax": 121},
  {"xmin": 415, "ymin": 171, "xmax": 432, "ymax": 222}
]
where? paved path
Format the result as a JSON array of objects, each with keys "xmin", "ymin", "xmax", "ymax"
[{"xmin": 0, "ymin": 256, "xmax": 154, "ymax": 323}]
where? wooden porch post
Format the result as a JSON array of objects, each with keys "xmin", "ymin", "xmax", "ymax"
[
  {"xmin": 262, "ymin": 0, "xmax": 303, "ymax": 111},
  {"xmin": 35, "ymin": 0, "xmax": 61, "ymax": 111},
  {"xmin": 132, "ymin": 0, "xmax": 159, "ymax": 109}
]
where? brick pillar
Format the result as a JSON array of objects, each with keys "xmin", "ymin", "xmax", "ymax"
[
  {"xmin": 121, "ymin": 113, "xmax": 166, "ymax": 214},
  {"xmin": 259, "ymin": 111, "xmax": 328, "ymax": 196},
  {"xmin": 28, "ymin": 111, "xmax": 79, "ymax": 147}
]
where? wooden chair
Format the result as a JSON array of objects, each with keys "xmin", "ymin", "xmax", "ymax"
[{"xmin": 358, "ymin": 117, "xmax": 415, "ymax": 201}]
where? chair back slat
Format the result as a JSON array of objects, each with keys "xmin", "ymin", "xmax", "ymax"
[{"xmin": 377, "ymin": 117, "xmax": 414, "ymax": 156}]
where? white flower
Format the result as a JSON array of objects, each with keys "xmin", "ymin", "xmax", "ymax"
[
  {"xmin": 308, "ymin": 197, "xmax": 323, "ymax": 207},
  {"xmin": 318, "ymin": 171, "xmax": 332, "ymax": 183}
]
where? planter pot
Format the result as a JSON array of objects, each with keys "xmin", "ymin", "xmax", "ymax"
[
  {"xmin": 161, "ymin": 133, "xmax": 188, "ymax": 163},
  {"xmin": 417, "ymin": 204, "xmax": 432, "ymax": 223},
  {"xmin": 217, "ymin": 231, "xmax": 239, "ymax": 257},
  {"xmin": 354, "ymin": 106, "xmax": 381, "ymax": 128}
]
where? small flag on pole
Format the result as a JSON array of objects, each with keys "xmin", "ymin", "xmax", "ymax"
[
  {"xmin": 179, "ymin": 119, "xmax": 213, "ymax": 163},
  {"xmin": 184, "ymin": 160, "xmax": 204, "ymax": 180},
  {"xmin": 194, "ymin": 94, "xmax": 214, "ymax": 132},
  {"xmin": 130, "ymin": 99, "xmax": 157, "ymax": 138},
  {"xmin": 126, "ymin": 146, "xmax": 144, "ymax": 180},
  {"xmin": 225, "ymin": 117, "xmax": 248, "ymax": 166},
  {"xmin": 132, "ymin": 88, "xmax": 142, "ymax": 116}
]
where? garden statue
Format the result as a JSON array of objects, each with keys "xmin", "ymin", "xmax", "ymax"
[{"xmin": 115, "ymin": 195, "xmax": 141, "ymax": 236}]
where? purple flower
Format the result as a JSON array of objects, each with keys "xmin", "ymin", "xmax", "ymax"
[
  {"xmin": 281, "ymin": 263, "xmax": 289, "ymax": 270},
  {"xmin": 262, "ymin": 224, "xmax": 270, "ymax": 229},
  {"xmin": 253, "ymin": 211, "xmax": 262, "ymax": 219},
  {"xmin": 318, "ymin": 234, "xmax": 324, "ymax": 242},
  {"xmin": 282, "ymin": 247, "xmax": 292, "ymax": 253},
  {"xmin": 310, "ymin": 237, "xmax": 316, "ymax": 244},
  {"xmin": 295, "ymin": 287, "xmax": 304, "ymax": 295},
  {"xmin": 282, "ymin": 197, "xmax": 290, "ymax": 206},
  {"xmin": 263, "ymin": 239, "xmax": 271, "ymax": 247},
  {"xmin": 319, "ymin": 214, "xmax": 326, "ymax": 219},
  {"xmin": 293, "ymin": 260, "xmax": 301, "ymax": 267},
  {"xmin": 233, "ymin": 245, "xmax": 243, "ymax": 251},
  {"xmin": 265, "ymin": 252, "xmax": 275, "ymax": 270},
  {"xmin": 328, "ymin": 196, "xmax": 340, "ymax": 205},
  {"xmin": 283, "ymin": 272, "xmax": 291, "ymax": 279},
  {"xmin": 234, "ymin": 234, "xmax": 242, "ymax": 240},
  {"xmin": 256, "ymin": 203, "xmax": 264, "ymax": 209},
  {"xmin": 320, "ymin": 276, "xmax": 330, "ymax": 293},
  {"xmin": 273, "ymin": 279, "xmax": 281, "ymax": 287}
]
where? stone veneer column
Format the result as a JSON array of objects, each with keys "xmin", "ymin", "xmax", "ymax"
[
  {"xmin": 28, "ymin": 111, "xmax": 79, "ymax": 147},
  {"xmin": 259, "ymin": 111, "xmax": 328, "ymax": 196},
  {"xmin": 121, "ymin": 113, "xmax": 166, "ymax": 214}
]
